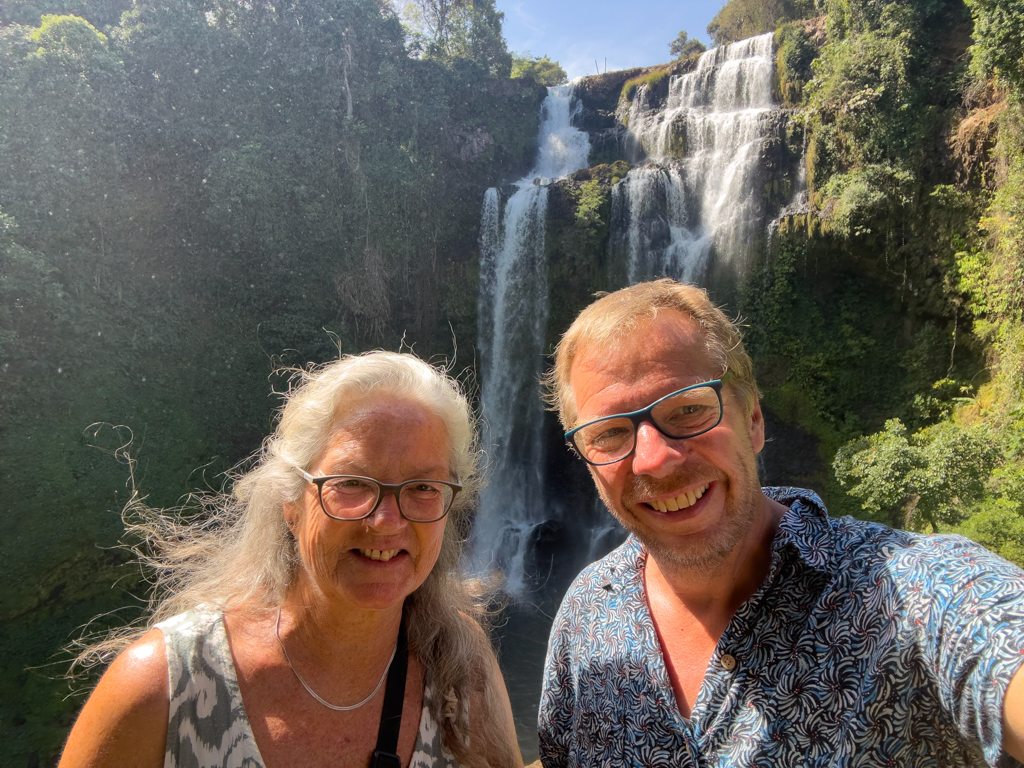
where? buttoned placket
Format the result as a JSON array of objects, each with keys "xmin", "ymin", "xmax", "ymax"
[{"xmin": 689, "ymin": 537, "xmax": 794, "ymax": 756}]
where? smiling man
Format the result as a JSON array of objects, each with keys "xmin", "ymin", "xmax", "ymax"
[{"xmin": 537, "ymin": 279, "xmax": 1024, "ymax": 767}]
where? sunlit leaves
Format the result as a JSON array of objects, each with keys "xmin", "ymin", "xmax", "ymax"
[
  {"xmin": 964, "ymin": 0, "xmax": 1024, "ymax": 91},
  {"xmin": 0, "ymin": 16, "xmax": 126, "ymax": 246},
  {"xmin": 510, "ymin": 52, "xmax": 566, "ymax": 86},
  {"xmin": 834, "ymin": 418, "xmax": 1000, "ymax": 531}
]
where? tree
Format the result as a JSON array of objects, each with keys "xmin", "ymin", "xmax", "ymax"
[
  {"xmin": 0, "ymin": 0, "xmax": 132, "ymax": 30},
  {"xmin": 668, "ymin": 31, "xmax": 706, "ymax": 60},
  {"xmin": 0, "ymin": 15, "xmax": 127, "ymax": 247},
  {"xmin": 510, "ymin": 52, "xmax": 567, "ymax": 86},
  {"xmin": 706, "ymin": 0, "xmax": 815, "ymax": 46},
  {"xmin": 834, "ymin": 418, "xmax": 1001, "ymax": 531},
  {"xmin": 964, "ymin": 0, "xmax": 1024, "ymax": 90},
  {"xmin": 403, "ymin": 0, "xmax": 511, "ymax": 76}
]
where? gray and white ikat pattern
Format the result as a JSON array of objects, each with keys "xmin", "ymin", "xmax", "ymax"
[{"xmin": 159, "ymin": 608, "xmax": 460, "ymax": 768}]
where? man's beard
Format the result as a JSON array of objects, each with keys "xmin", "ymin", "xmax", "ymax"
[{"xmin": 599, "ymin": 450, "xmax": 762, "ymax": 572}]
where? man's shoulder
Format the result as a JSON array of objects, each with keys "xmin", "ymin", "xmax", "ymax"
[{"xmin": 766, "ymin": 486, "xmax": 1024, "ymax": 583}]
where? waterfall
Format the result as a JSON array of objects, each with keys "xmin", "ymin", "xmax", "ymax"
[
  {"xmin": 474, "ymin": 83, "xmax": 592, "ymax": 592},
  {"xmin": 612, "ymin": 33, "xmax": 778, "ymax": 283}
]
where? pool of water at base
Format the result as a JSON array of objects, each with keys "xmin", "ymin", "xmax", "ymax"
[{"xmin": 494, "ymin": 596, "xmax": 563, "ymax": 762}]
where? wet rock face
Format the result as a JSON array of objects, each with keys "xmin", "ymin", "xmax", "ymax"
[
  {"xmin": 574, "ymin": 68, "xmax": 645, "ymax": 132},
  {"xmin": 451, "ymin": 125, "xmax": 494, "ymax": 162}
]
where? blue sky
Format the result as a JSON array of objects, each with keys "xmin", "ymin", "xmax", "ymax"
[{"xmin": 498, "ymin": 0, "xmax": 728, "ymax": 80}]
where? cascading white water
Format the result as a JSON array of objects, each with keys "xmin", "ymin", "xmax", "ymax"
[
  {"xmin": 613, "ymin": 33, "xmax": 777, "ymax": 283},
  {"xmin": 474, "ymin": 83, "xmax": 591, "ymax": 592}
]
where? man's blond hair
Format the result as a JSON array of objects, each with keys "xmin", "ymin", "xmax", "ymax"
[{"xmin": 543, "ymin": 279, "xmax": 760, "ymax": 428}]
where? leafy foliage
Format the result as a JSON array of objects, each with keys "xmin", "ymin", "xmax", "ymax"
[
  {"xmin": 707, "ymin": 0, "xmax": 816, "ymax": 46},
  {"xmin": 772, "ymin": 0, "xmax": 1024, "ymax": 564},
  {"xmin": 0, "ymin": 15, "xmax": 127, "ymax": 245},
  {"xmin": 510, "ymin": 51, "xmax": 566, "ymax": 86},
  {"xmin": 0, "ymin": 0, "xmax": 131, "ymax": 29},
  {"xmin": 834, "ymin": 419, "xmax": 1000, "ymax": 530},
  {"xmin": 668, "ymin": 30, "xmax": 706, "ymax": 60},
  {"xmin": 401, "ymin": 0, "xmax": 511, "ymax": 76},
  {"xmin": 775, "ymin": 22, "xmax": 818, "ymax": 104},
  {"xmin": 963, "ymin": 0, "xmax": 1024, "ymax": 91}
]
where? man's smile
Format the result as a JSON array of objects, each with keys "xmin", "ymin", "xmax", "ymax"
[{"xmin": 644, "ymin": 482, "xmax": 710, "ymax": 512}]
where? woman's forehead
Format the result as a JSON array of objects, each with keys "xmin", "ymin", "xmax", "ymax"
[
  {"xmin": 318, "ymin": 398, "xmax": 450, "ymax": 473},
  {"xmin": 336, "ymin": 396, "xmax": 440, "ymax": 428}
]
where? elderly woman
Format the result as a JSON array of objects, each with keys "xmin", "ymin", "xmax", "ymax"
[{"xmin": 60, "ymin": 352, "xmax": 522, "ymax": 768}]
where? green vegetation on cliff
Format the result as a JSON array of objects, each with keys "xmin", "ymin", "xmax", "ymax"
[
  {"xmin": 737, "ymin": 0, "xmax": 1024, "ymax": 562},
  {"xmin": 708, "ymin": 0, "xmax": 816, "ymax": 45}
]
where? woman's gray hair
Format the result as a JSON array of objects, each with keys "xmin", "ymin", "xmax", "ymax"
[{"xmin": 76, "ymin": 351, "xmax": 516, "ymax": 768}]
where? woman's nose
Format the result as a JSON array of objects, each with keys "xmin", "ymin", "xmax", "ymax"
[{"xmin": 367, "ymin": 489, "xmax": 407, "ymax": 529}]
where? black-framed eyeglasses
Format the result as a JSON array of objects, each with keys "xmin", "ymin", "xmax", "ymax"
[
  {"xmin": 565, "ymin": 379, "xmax": 726, "ymax": 466},
  {"xmin": 294, "ymin": 468, "xmax": 462, "ymax": 523}
]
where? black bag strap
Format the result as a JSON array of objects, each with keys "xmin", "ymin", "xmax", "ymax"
[{"xmin": 370, "ymin": 614, "xmax": 408, "ymax": 768}]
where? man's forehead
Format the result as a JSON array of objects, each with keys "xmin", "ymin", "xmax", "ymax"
[
  {"xmin": 569, "ymin": 312, "xmax": 716, "ymax": 415},
  {"xmin": 572, "ymin": 312, "xmax": 708, "ymax": 378}
]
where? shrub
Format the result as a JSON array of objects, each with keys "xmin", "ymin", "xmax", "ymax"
[{"xmin": 621, "ymin": 67, "xmax": 672, "ymax": 102}]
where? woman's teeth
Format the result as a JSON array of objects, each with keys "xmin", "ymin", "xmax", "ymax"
[
  {"xmin": 359, "ymin": 548, "xmax": 400, "ymax": 561},
  {"xmin": 650, "ymin": 483, "xmax": 709, "ymax": 512}
]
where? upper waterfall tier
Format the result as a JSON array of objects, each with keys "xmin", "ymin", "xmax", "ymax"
[
  {"xmin": 531, "ymin": 81, "xmax": 592, "ymax": 183},
  {"xmin": 612, "ymin": 32, "xmax": 780, "ymax": 284},
  {"xmin": 624, "ymin": 33, "xmax": 775, "ymax": 162}
]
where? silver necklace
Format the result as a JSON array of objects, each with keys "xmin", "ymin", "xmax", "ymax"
[{"xmin": 275, "ymin": 608, "xmax": 397, "ymax": 711}]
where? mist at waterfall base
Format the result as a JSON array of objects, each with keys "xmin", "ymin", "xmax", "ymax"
[{"xmin": 470, "ymin": 35, "xmax": 794, "ymax": 759}]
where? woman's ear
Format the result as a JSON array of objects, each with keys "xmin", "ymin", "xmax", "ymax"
[{"xmin": 283, "ymin": 501, "xmax": 298, "ymax": 531}]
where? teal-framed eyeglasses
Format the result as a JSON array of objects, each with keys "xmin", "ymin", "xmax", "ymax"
[
  {"xmin": 294, "ymin": 467, "xmax": 462, "ymax": 522},
  {"xmin": 565, "ymin": 379, "xmax": 726, "ymax": 466}
]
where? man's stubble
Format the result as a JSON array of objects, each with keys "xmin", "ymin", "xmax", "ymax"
[{"xmin": 597, "ymin": 437, "xmax": 763, "ymax": 572}]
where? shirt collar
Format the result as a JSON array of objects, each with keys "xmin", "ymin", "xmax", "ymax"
[{"xmin": 764, "ymin": 486, "xmax": 835, "ymax": 575}]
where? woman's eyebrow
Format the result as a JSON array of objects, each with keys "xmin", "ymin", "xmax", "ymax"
[{"xmin": 319, "ymin": 462, "xmax": 451, "ymax": 478}]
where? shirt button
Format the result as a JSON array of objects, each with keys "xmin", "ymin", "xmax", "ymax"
[{"xmin": 720, "ymin": 654, "xmax": 737, "ymax": 670}]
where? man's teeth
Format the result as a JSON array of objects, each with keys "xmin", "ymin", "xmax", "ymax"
[
  {"xmin": 650, "ymin": 484, "xmax": 709, "ymax": 513},
  {"xmin": 360, "ymin": 548, "xmax": 400, "ymax": 561}
]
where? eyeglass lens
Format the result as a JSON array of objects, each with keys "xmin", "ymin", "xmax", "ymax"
[
  {"xmin": 319, "ymin": 477, "xmax": 454, "ymax": 521},
  {"xmin": 572, "ymin": 384, "xmax": 722, "ymax": 464}
]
